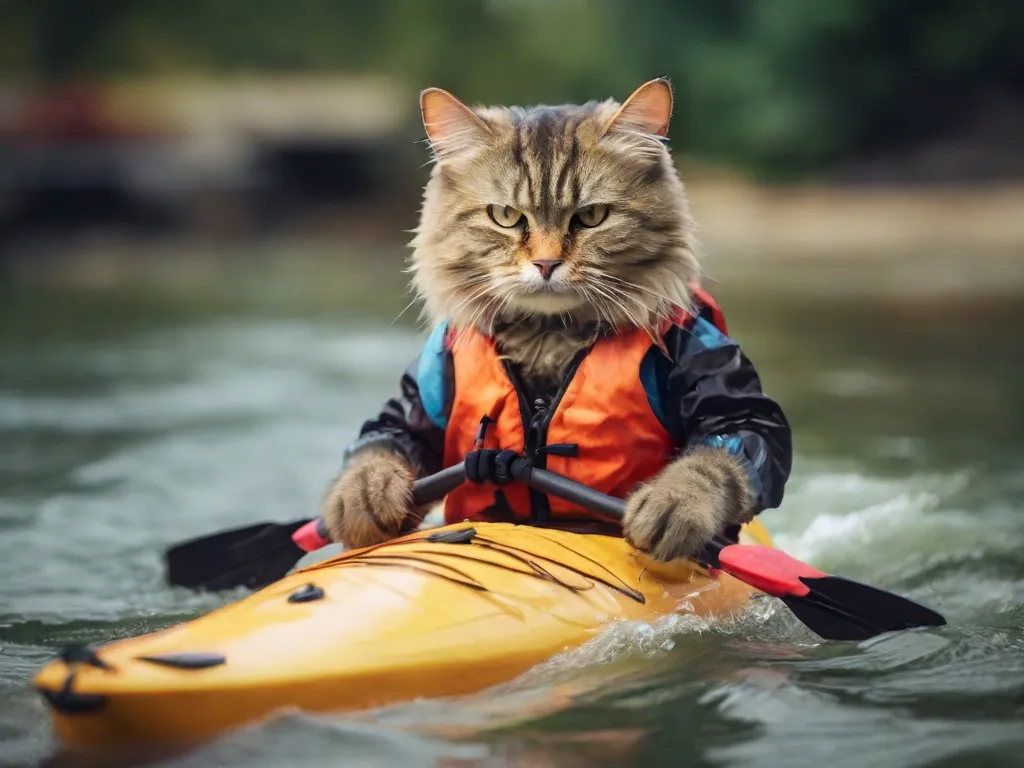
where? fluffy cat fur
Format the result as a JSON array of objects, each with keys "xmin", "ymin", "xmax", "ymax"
[
  {"xmin": 323, "ymin": 79, "xmax": 756, "ymax": 559},
  {"xmin": 322, "ymin": 448, "xmax": 415, "ymax": 549}
]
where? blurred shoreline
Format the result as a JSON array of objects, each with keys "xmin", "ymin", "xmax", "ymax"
[
  {"xmin": 3, "ymin": 0, "xmax": 1022, "ymax": 314},
  {"xmin": 3, "ymin": 74, "xmax": 1022, "ymax": 302},
  {"xmin": 5, "ymin": 174, "xmax": 1023, "ymax": 302}
]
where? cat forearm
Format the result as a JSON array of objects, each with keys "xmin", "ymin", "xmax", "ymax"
[
  {"xmin": 690, "ymin": 430, "xmax": 788, "ymax": 512},
  {"xmin": 679, "ymin": 399, "xmax": 792, "ymax": 513},
  {"xmin": 622, "ymin": 444, "xmax": 758, "ymax": 559},
  {"xmin": 661, "ymin": 320, "xmax": 793, "ymax": 511}
]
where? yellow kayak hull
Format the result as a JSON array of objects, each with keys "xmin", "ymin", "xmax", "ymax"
[{"xmin": 34, "ymin": 519, "xmax": 773, "ymax": 752}]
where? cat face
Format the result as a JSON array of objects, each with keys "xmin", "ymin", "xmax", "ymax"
[{"xmin": 409, "ymin": 79, "xmax": 700, "ymax": 333}]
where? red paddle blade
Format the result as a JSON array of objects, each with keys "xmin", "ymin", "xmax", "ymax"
[
  {"xmin": 717, "ymin": 544, "xmax": 947, "ymax": 641},
  {"xmin": 716, "ymin": 544, "xmax": 826, "ymax": 598}
]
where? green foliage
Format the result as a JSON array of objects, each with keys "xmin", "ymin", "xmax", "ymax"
[{"xmin": 1, "ymin": 0, "xmax": 1021, "ymax": 180}]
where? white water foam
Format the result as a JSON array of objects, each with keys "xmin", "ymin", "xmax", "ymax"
[
  {"xmin": 760, "ymin": 462, "xmax": 1002, "ymax": 571},
  {"xmin": 462, "ymin": 456, "xmax": 1018, "ymax": 700}
]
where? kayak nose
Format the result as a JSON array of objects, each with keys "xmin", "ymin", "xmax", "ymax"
[{"xmin": 36, "ymin": 644, "xmax": 114, "ymax": 716}]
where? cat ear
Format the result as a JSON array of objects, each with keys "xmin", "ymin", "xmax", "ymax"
[
  {"xmin": 605, "ymin": 78, "xmax": 673, "ymax": 137},
  {"xmin": 420, "ymin": 87, "xmax": 491, "ymax": 160}
]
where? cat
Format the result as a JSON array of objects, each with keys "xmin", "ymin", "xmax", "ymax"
[{"xmin": 322, "ymin": 79, "xmax": 791, "ymax": 561}]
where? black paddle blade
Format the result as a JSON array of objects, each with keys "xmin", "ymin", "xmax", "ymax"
[
  {"xmin": 164, "ymin": 519, "xmax": 310, "ymax": 592},
  {"xmin": 781, "ymin": 575, "xmax": 947, "ymax": 642}
]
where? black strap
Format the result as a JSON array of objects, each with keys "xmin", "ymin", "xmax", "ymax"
[{"xmin": 464, "ymin": 449, "xmax": 520, "ymax": 485}]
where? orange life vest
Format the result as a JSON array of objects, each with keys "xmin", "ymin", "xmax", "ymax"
[{"xmin": 440, "ymin": 287, "xmax": 728, "ymax": 525}]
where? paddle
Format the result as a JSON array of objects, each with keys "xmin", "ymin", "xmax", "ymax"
[
  {"xmin": 510, "ymin": 460, "xmax": 947, "ymax": 641},
  {"xmin": 165, "ymin": 456, "xmax": 946, "ymax": 641},
  {"xmin": 163, "ymin": 464, "xmax": 466, "ymax": 592}
]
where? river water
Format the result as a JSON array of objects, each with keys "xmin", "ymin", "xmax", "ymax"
[{"xmin": 1, "ymin": 249, "xmax": 1022, "ymax": 767}]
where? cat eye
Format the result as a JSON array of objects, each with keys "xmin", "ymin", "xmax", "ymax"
[
  {"xmin": 487, "ymin": 204, "xmax": 525, "ymax": 228},
  {"xmin": 573, "ymin": 204, "xmax": 609, "ymax": 228}
]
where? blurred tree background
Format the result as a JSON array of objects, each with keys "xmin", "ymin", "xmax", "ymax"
[{"xmin": 2, "ymin": 0, "xmax": 1022, "ymax": 182}]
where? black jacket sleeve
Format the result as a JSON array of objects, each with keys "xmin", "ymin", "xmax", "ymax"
[
  {"xmin": 342, "ymin": 356, "xmax": 449, "ymax": 479},
  {"xmin": 657, "ymin": 317, "xmax": 793, "ymax": 513}
]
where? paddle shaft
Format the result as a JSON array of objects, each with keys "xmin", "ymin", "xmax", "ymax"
[
  {"xmin": 501, "ymin": 456, "xmax": 729, "ymax": 567},
  {"xmin": 170, "ymin": 450, "xmax": 946, "ymax": 639},
  {"xmin": 413, "ymin": 463, "xmax": 470, "ymax": 504},
  {"xmin": 298, "ymin": 456, "xmax": 729, "ymax": 566},
  {"xmin": 298, "ymin": 458, "xmax": 727, "ymax": 565}
]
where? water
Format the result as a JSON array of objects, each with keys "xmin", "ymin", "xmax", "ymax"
[{"xmin": 1, "ymin": 251, "xmax": 1023, "ymax": 767}]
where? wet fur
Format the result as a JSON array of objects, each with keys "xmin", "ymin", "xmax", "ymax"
[{"xmin": 324, "ymin": 80, "xmax": 752, "ymax": 559}]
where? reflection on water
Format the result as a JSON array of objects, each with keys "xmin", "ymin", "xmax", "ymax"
[{"xmin": 1, "ymin": 248, "xmax": 1023, "ymax": 767}]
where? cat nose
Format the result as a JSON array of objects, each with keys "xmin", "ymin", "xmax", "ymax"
[{"xmin": 532, "ymin": 260, "xmax": 562, "ymax": 280}]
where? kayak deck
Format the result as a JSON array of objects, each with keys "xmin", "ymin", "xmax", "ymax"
[{"xmin": 34, "ymin": 519, "xmax": 772, "ymax": 751}]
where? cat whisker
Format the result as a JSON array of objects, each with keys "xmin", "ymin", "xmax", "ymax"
[
  {"xmin": 580, "ymin": 269, "xmax": 675, "ymax": 304},
  {"xmin": 405, "ymin": 274, "xmax": 493, "ymax": 321},
  {"xmin": 449, "ymin": 282, "xmax": 500, "ymax": 320},
  {"xmin": 393, "ymin": 281, "xmax": 478, "ymax": 327},
  {"xmin": 471, "ymin": 289, "xmax": 511, "ymax": 335},
  {"xmin": 600, "ymin": 283, "xmax": 656, "ymax": 330},
  {"xmin": 586, "ymin": 270, "xmax": 659, "ymax": 292},
  {"xmin": 494, "ymin": 284, "xmax": 518, "ymax": 322},
  {"xmin": 389, "ymin": 296, "xmax": 424, "ymax": 326},
  {"xmin": 582, "ymin": 273, "xmax": 653, "ymax": 315},
  {"xmin": 581, "ymin": 269, "xmax": 692, "ymax": 320},
  {"xmin": 612, "ymin": 283, "xmax": 678, "ymax": 327},
  {"xmin": 581, "ymin": 282, "xmax": 645, "ymax": 331},
  {"xmin": 460, "ymin": 276, "xmax": 508, "ymax": 333}
]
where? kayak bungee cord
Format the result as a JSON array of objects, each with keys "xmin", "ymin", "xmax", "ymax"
[{"xmin": 298, "ymin": 536, "xmax": 648, "ymax": 604}]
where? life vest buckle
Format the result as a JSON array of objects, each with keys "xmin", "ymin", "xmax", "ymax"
[{"xmin": 536, "ymin": 443, "xmax": 579, "ymax": 458}]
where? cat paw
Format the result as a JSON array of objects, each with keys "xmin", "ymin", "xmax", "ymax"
[
  {"xmin": 322, "ymin": 449, "xmax": 415, "ymax": 549},
  {"xmin": 622, "ymin": 447, "xmax": 754, "ymax": 561}
]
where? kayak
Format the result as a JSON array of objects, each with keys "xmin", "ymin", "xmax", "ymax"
[{"xmin": 34, "ymin": 517, "xmax": 773, "ymax": 752}]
